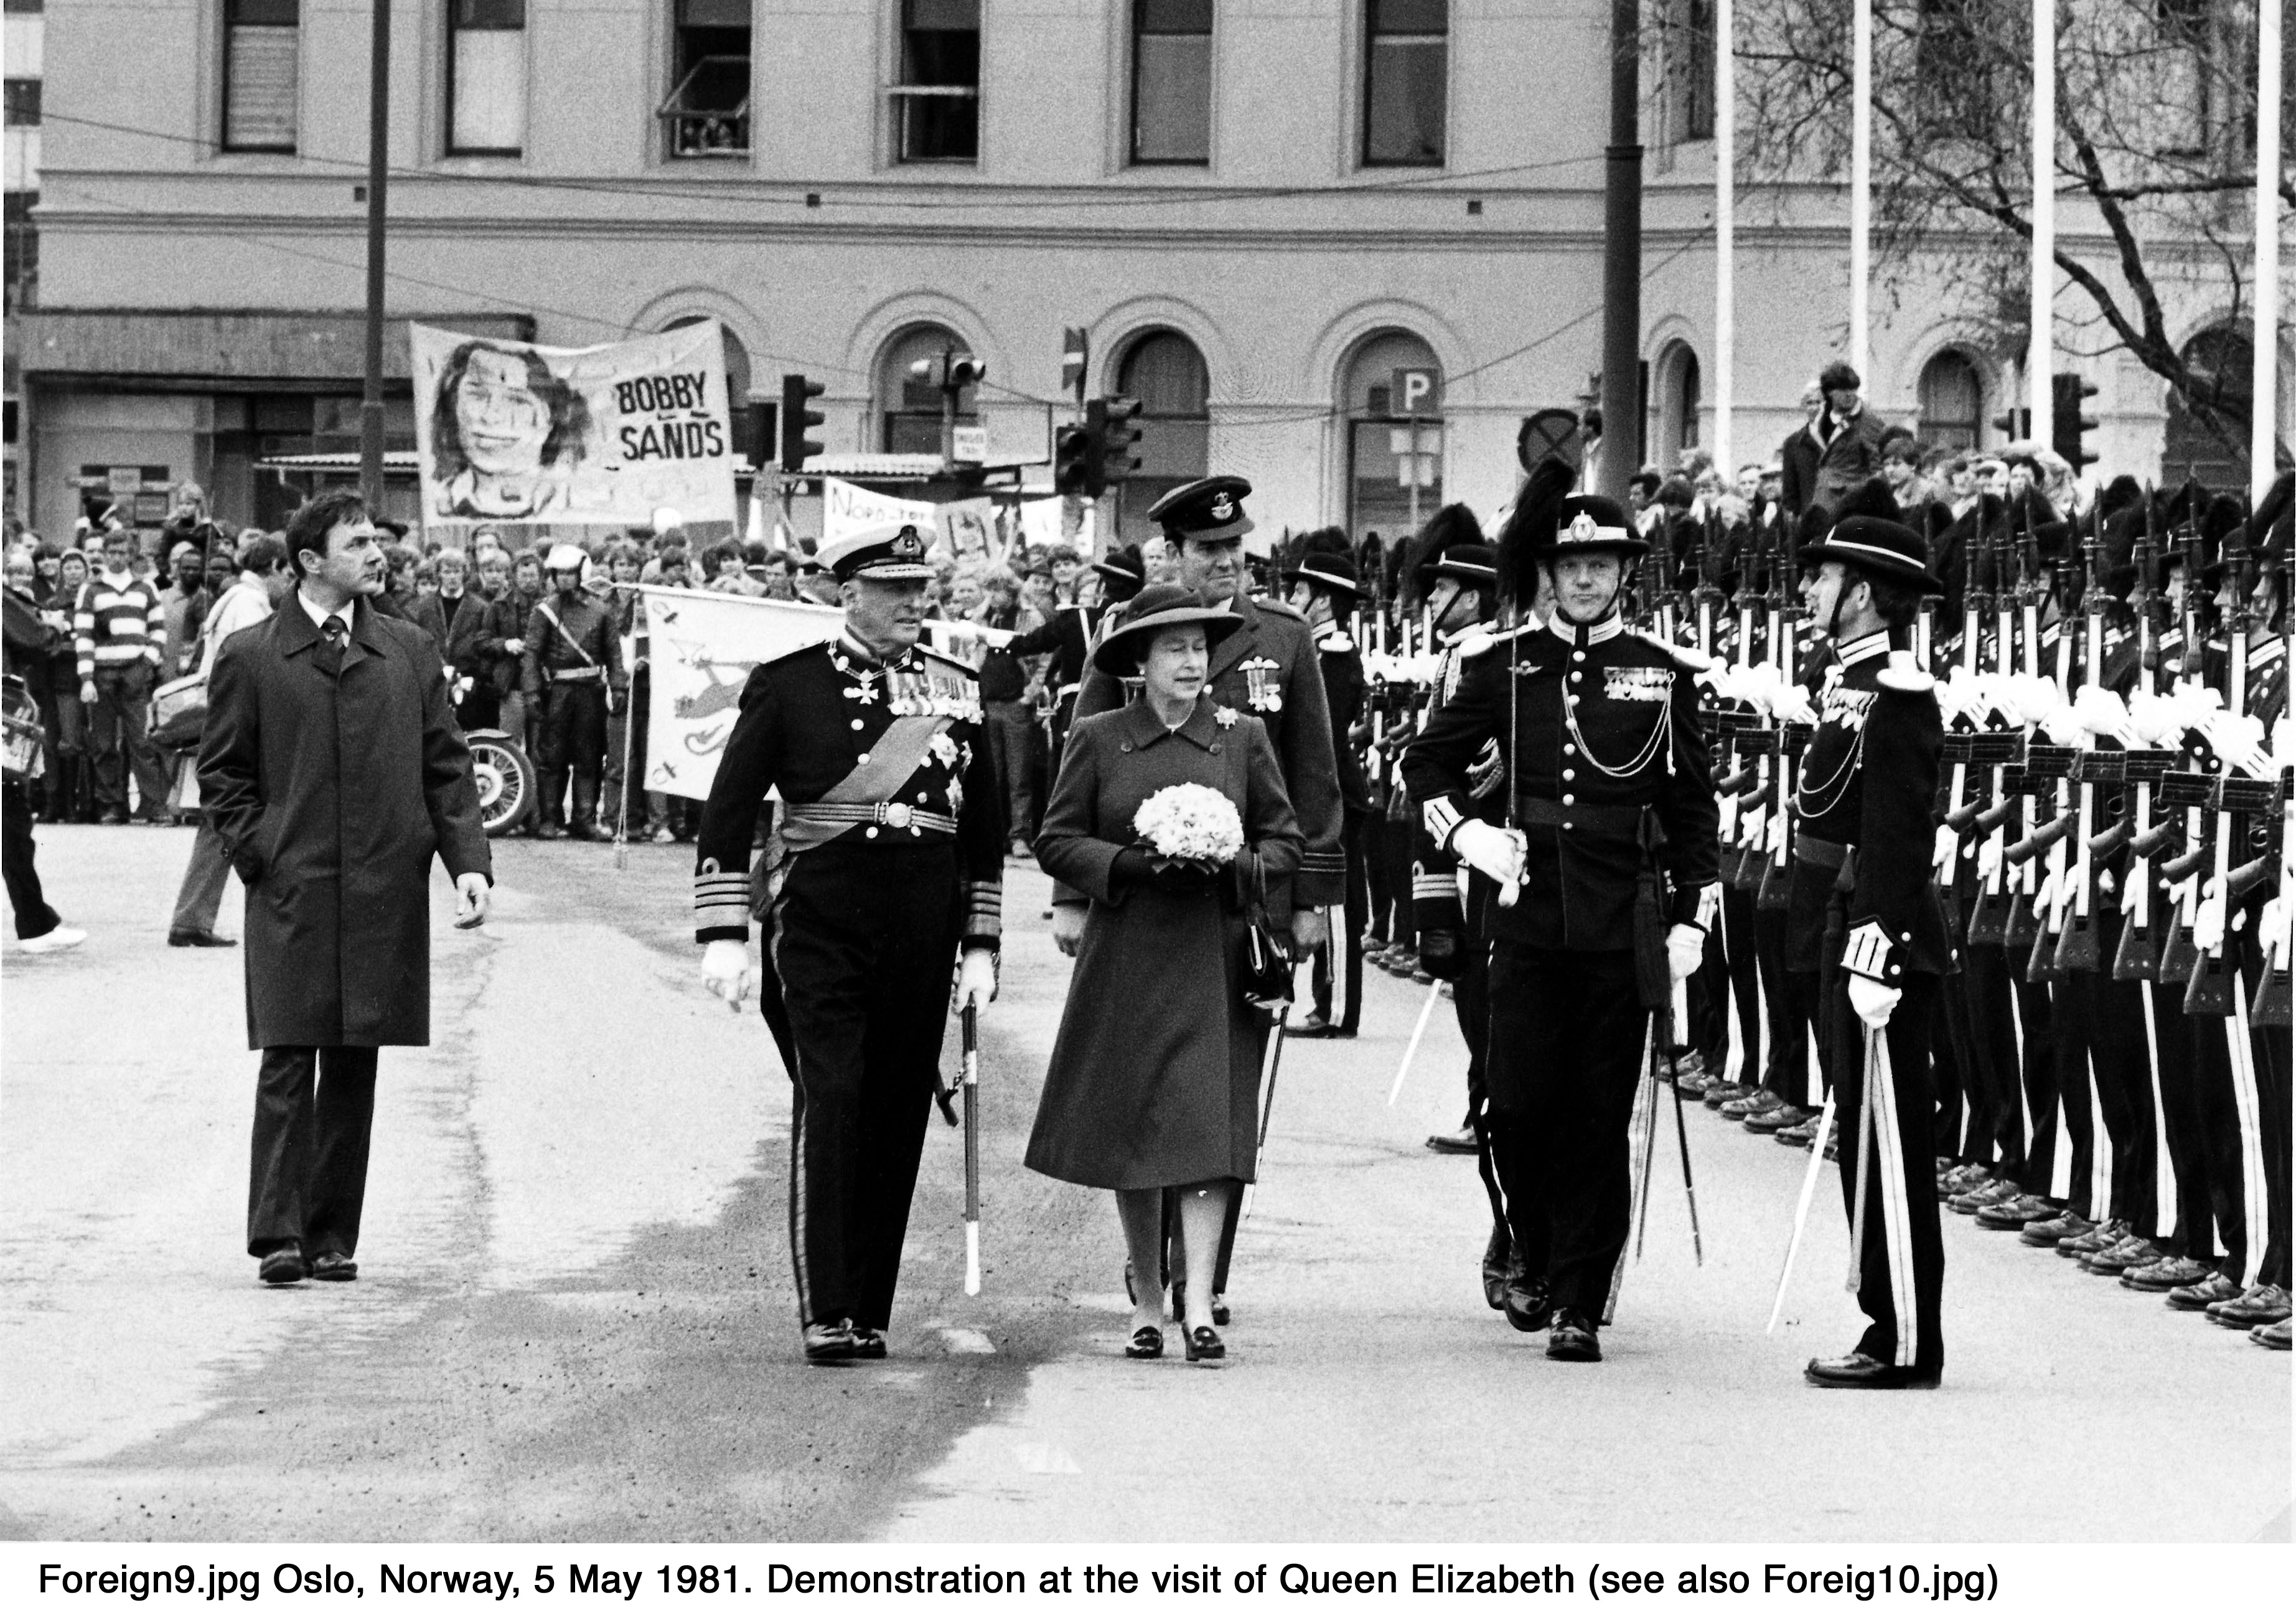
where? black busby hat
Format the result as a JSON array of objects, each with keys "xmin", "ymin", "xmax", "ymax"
[
  {"xmin": 1089, "ymin": 583, "xmax": 1244, "ymax": 675},
  {"xmin": 1092, "ymin": 543, "xmax": 1147, "ymax": 601},
  {"xmin": 1396, "ymin": 502, "xmax": 1486, "ymax": 610},
  {"xmin": 1801, "ymin": 515, "xmax": 1946, "ymax": 595},
  {"xmin": 1493, "ymin": 455, "xmax": 1585, "ymax": 611},
  {"xmin": 1282, "ymin": 529, "xmax": 1364, "ymax": 601},
  {"xmin": 1145, "ymin": 475, "xmax": 1253, "ymax": 543}
]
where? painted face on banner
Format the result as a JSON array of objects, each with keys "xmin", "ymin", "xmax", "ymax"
[{"xmin": 454, "ymin": 349, "xmax": 553, "ymax": 478}]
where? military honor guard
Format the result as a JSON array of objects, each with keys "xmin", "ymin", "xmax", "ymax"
[
  {"xmin": 1789, "ymin": 515, "xmax": 1952, "ymax": 1388},
  {"xmin": 694, "ymin": 521, "xmax": 1004, "ymax": 1364},
  {"xmin": 1073, "ymin": 474, "xmax": 1346, "ymax": 1323},
  {"xmin": 1403, "ymin": 472, "xmax": 1719, "ymax": 1363},
  {"xmin": 1280, "ymin": 532, "xmax": 1371, "ymax": 1038}
]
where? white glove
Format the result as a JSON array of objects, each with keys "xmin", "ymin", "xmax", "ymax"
[
  {"xmin": 1975, "ymin": 837, "xmax": 2002, "ymax": 883},
  {"xmin": 701, "ymin": 939, "xmax": 753, "ymax": 1010},
  {"xmin": 1933, "ymin": 824, "xmax": 1960, "ymax": 872},
  {"xmin": 1666, "ymin": 923, "xmax": 1706, "ymax": 983},
  {"xmin": 954, "ymin": 947, "xmax": 998, "ymax": 1012},
  {"xmin": 1450, "ymin": 820, "xmax": 1526, "ymax": 888},
  {"xmin": 1847, "ymin": 974, "xmax": 1901, "ymax": 1030},
  {"xmin": 1771, "ymin": 685, "xmax": 1819, "ymax": 727},
  {"xmin": 2191, "ymin": 883, "xmax": 2227, "ymax": 954}
]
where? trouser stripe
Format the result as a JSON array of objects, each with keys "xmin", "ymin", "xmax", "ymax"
[
  {"xmin": 1872, "ymin": 1033, "xmax": 1919, "ymax": 1368},
  {"xmin": 2141, "ymin": 990, "xmax": 2180, "ymax": 1244},
  {"xmin": 2228, "ymin": 1000, "xmax": 2267, "ymax": 1289},
  {"xmin": 771, "ymin": 908, "xmax": 815, "ymax": 1326},
  {"xmin": 2088, "ymin": 1051, "xmax": 2114, "ymax": 1223}
]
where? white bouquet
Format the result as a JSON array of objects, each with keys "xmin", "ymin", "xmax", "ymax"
[{"xmin": 1133, "ymin": 782, "xmax": 1245, "ymax": 868}]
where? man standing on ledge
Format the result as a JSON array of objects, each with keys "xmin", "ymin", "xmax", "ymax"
[
  {"xmin": 695, "ymin": 522, "xmax": 1004, "ymax": 1364},
  {"xmin": 1070, "ymin": 475, "xmax": 1345, "ymax": 1325},
  {"xmin": 199, "ymin": 489, "xmax": 492, "ymax": 1287}
]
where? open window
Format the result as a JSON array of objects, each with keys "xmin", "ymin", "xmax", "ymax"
[
  {"xmin": 658, "ymin": 0, "xmax": 752, "ymax": 158},
  {"xmin": 891, "ymin": 0, "xmax": 980, "ymax": 165}
]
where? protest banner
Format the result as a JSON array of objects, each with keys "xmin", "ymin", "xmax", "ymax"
[
  {"xmin": 641, "ymin": 588, "xmax": 841, "ymax": 800},
  {"xmin": 822, "ymin": 477, "xmax": 939, "ymax": 547},
  {"xmin": 411, "ymin": 322, "xmax": 736, "ymax": 526},
  {"xmin": 935, "ymin": 497, "xmax": 1002, "ymax": 563}
]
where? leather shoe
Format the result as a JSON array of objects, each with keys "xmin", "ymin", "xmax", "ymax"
[
  {"xmin": 1481, "ymin": 1225, "xmax": 1511, "ymax": 1311},
  {"xmin": 2122, "ymin": 1253, "xmax": 2214, "ymax": 1292},
  {"xmin": 1719, "ymin": 1086, "xmax": 1784, "ymax": 1121},
  {"xmin": 2059, "ymin": 1216, "xmax": 2127, "ymax": 1256},
  {"xmin": 1975, "ymin": 1194, "xmax": 2056, "ymax": 1230},
  {"xmin": 1745, "ymin": 1103, "xmax": 1812, "ymax": 1135},
  {"xmin": 851, "ymin": 1327, "xmax": 888, "ymax": 1360},
  {"xmin": 1425, "ymin": 1126, "xmax": 1479, "ymax": 1155},
  {"xmin": 2081, "ymin": 1235, "xmax": 2162, "ymax": 1276},
  {"xmin": 258, "ymin": 1248, "xmax": 307, "ymax": 1286},
  {"xmin": 534, "ymin": 822, "xmax": 569, "ymax": 840},
  {"xmin": 1125, "ymin": 1325, "xmax": 1164, "ymax": 1360},
  {"xmin": 1183, "ymin": 1325, "xmax": 1225, "ymax": 1363},
  {"xmin": 1288, "ymin": 1013, "xmax": 1343, "ymax": 1038},
  {"xmin": 1545, "ymin": 1307, "xmax": 1600, "ymax": 1362},
  {"xmin": 1804, "ymin": 1350, "xmax": 1941, "ymax": 1390},
  {"xmin": 1947, "ymin": 1178, "xmax": 2018, "ymax": 1214},
  {"xmin": 167, "ymin": 928, "xmax": 237, "ymax": 948},
  {"xmin": 1702, "ymin": 1081, "xmax": 1755, "ymax": 1110},
  {"xmin": 2167, "ymin": 1270, "xmax": 2244, "ymax": 1311},
  {"xmin": 802, "ymin": 1320, "xmax": 861, "ymax": 1362},
  {"xmin": 1502, "ymin": 1275, "xmax": 1554, "ymax": 1335},
  {"xmin": 2207, "ymin": 1284, "xmax": 2290, "ymax": 1327},
  {"xmin": 1774, "ymin": 1118, "xmax": 1820, "ymax": 1148},
  {"xmin": 2020, "ymin": 1210, "xmax": 2094, "ymax": 1248},
  {"xmin": 2251, "ymin": 1319, "xmax": 2290, "ymax": 1350},
  {"xmin": 1672, "ymin": 1067, "xmax": 1717, "ymax": 1099},
  {"xmin": 308, "ymin": 1251, "xmax": 357, "ymax": 1282}
]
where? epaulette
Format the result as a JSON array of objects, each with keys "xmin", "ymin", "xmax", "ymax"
[
  {"xmin": 1877, "ymin": 666, "xmax": 1936, "ymax": 695},
  {"xmin": 1457, "ymin": 623, "xmax": 1535, "ymax": 661},
  {"xmin": 1317, "ymin": 631, "xmax": 1356, "ymax": 653},
  {"xmin": 915, "ymin": 642, "xmax": 980, "ymax": 681},
  {"xmin": 1631, "ymin": 630, "xmax": 1714, "ymax": 674}
]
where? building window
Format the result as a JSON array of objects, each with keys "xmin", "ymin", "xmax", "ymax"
[
  {"xmin": 3, "ymin": 190, "xmax": 35, "ymax": 313},
  {"xmin": 893, "ymin": 0, "xmax": 979, "ymax": 165},
  {"xmin": 1131, "ymin": 0, "xmax": 1211, "ymax": 166},
  {"xmin": 4, "ymin": 78, "xmax": 39, "ymax": 127},
  {"xmin": 1655, "ymin": 0, "xmax": 1713, "ymax": 146},
  {"xmin": 878, "ymin": 324, "xmax": 978, "ymax": 453},
  {"xmin": 447, "ymin": 0, "xmax": 525, "ymax": 156},
  {"xmin": 1362, "ymin": 0, "xmax": 1445, "ymax": 167},
  {"xmin": 1913, "ymin": 0, "xmax": 1990, "ymax": 140},
  {"xmin": 659, "ymin": 0, "xmax": 751, "ymax": 158},
  {"xmin": 1651, "ymin": 343, "xmax": 1700, "ymax": 463},
  {"xmin": 1113, "ymin": 331, "xmax": 1210, "ymax": 544},
  {"xmin": 1917, "ymin": 350, "xmax": 1984, "ymax": 449},
  {"xmin": 222, "ymin": 0, "xmax": 299, "ymax": 154},
  {"xmin": 1342, "ymin": 330, "xmax": 1443, "ymax": 545}
]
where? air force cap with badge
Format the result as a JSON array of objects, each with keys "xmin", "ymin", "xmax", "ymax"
[
  {"xmin": 1146, "ymin": 475, "xmax": 1255, "ymax": 543},
  {"xmin": 814, "ymin": 521, "xmax": 936, "ymax": 583}
]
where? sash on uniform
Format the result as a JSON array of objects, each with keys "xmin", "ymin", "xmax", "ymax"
[{"xmin": 777, "ymin": 714, "xmax": 954, "ymax": 854}]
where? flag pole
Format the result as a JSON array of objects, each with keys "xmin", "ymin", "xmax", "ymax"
[
  {"xmin": 2253, "ymin": 0, "xmax": 2283, "ymax": 496},
  {"xmin": 1849, "ymin": 0, "xmax": 1871, "ymax": 387},
  {"xmin": 2028, "ymin": 0, "xmax": 2056, "ymax": 444},
  {"xmin": 1714, "ymin": 0, "xmax": 1735, "ymax": 476}
]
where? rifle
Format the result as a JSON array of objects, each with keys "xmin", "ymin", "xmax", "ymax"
[
  {"xmin": 2184, "ymin": 522, "xmax": 2254, "ymax": 1017},
  {"xmin": 2053, "ymin": 510, "xmax": 2114, "ymax": 972},
  {"xmin": 1757, "ymin": 517, "xmax": 1802, "ymax": 914},
  {"xmin": 1966, "ymin": 510, "xmax": 2022, "ymax": 947},
  {"xmin": 2111, "ymin": 508, "xmax": 2175, "ymax": 979}
]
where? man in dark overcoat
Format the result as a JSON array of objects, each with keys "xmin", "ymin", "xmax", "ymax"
[{"xmin": 199, "ymin": 489, "xmax": 492, "ymax": 1286}]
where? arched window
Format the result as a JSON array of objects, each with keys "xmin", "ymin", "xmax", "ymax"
[
  {"xmin": 1113, "ymin": 330, "xmax": 1210, "ymax": 544},
  {"xmin": 2163, "ymin": 324, "xmax": 2251, "ymax": 491},
  {"xmin": 1649, "ymin": 341, "xmax": 1700, "ymax": 466},
  {"xmin": 876, "ymin": 323, "xmax": 978, "ymax": 454},
  {"xmin": 1918, "ymin": 349, "xmax": 1982, "ymax": 449},
  {"xmin": 1342, "ymin": 329, "xmax": 1442, "ymax": 545}
]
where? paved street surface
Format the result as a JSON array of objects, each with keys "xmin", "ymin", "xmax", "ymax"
[{"xmin": 2, "ymin": 825, "xmax": 2287, "ymax": 1542}]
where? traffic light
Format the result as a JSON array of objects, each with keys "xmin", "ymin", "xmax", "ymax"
[
  {"xmin": 1061, "ymin": 326, "xmax": 1090, "ymax": 403},
  {"xmin": 1053, "ymin": 423, "xmax": 1094, "ymax": 497},
  {"xmin": 1993, "ymin": 403, "xmax": 2032, "ymax": 440},
  {"xmin": 2051, "ymin": 370, "xmax": 2099, "ymax": 471},
  {"xmin": 1087, "ymin": 395, "xmax": 1142, "ymax": 491},
  {"xmin": 947, "ymin": 353, "xmax": 986, "ymax": 391},
  {"xmin": 779, "ymin": 374, "xmax": 825, "ymax": 473}
]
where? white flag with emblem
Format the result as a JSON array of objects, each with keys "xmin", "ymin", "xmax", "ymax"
[{"xmin": 640, "ymin": 588, "xmax": 843, "ymax": 801}]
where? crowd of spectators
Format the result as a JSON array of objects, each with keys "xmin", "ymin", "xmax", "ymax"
[{"xmin": 1, "ymin": 482, "xmax": 1108, "ymax": 857}]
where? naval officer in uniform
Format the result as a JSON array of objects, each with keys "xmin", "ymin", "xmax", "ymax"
[
  {"xmin": 1405, "ymin": 483, "xmax": 1718, "ymax": 1364},
  {"xmin": 695, "ymin": 522, "xmax": 1005, "ymax": 1363}
]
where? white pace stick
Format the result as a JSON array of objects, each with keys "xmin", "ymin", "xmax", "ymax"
[
  {"xmin": 1766, "ymin": 1082, "xmax": 1842, "ymax": 1334},
  {"xmin": 1388, "ymin": 979, "xmax": 1445, "ymax": 1106}
]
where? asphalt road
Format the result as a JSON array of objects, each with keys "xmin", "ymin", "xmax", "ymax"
[{"xmin": 2, "ymin": 825, "xmax": 2287, "ymax": 1543}]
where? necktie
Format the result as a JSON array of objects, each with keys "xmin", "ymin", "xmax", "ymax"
[{"xmin": 317, "ymin": 615, "xmax": 347, "ymax": 677}]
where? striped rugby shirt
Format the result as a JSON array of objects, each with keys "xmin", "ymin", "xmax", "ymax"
[{"xmin": 74, "ymin": 570, "xmax": 166, "ymax": 680}]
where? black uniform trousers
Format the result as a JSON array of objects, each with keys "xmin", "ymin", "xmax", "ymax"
[
  {"xmin": 537, "ymin": 680, "xmax": 607, "ymax": 829},
  {"xmin": 3, "ymin": 781, "xmax": 60, "ymax": 939},
  {"xmin": 1755, "ymin": 905, "xmax": 1816, "ymax": 1106},
  {"xmin": 2238, "ymin": 929, "xmax": 2291, "ymax": 1289},
  {"xmin": 1310, "ymin": 806, "xmax": 1371, "ymax": 1032},
  {"xmin": 1484, "ymin": 943, "xmax": 1649, "ymax": 1313},
  {"xmin": 2146, "ymin": 982, "xmax": 2218, "ymax": 1261},
  {"xmin": 2053, "ymin": 915, "xmax": 2159, "ymax": 1230},
  {"xmin": 768, "ymin": 841, "xmax": 958, "ymax": 1332},
  {"xmin": 248, "ymin": 1045, "xmax": 379, "ymax": 1259},
  {"xmin": 1821, "ymin": 964, "xmax": 1946, "ymax": 1374},
  {"xmin": 1961, "ymin": 943, "xmax": 2056, "ymax": 1190},
  {"xmin": 1717, "ymin": 883, "xmax": 1764, "ymax": 1090}
]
